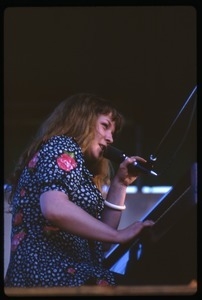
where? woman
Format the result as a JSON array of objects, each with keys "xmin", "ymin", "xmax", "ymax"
[{"xmin": 4, "ymin": 93, "xmax": 154, "ymax": 287}]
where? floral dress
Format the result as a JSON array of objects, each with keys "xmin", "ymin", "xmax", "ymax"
[{"xmin": 4, "ymin": 135, "xmax": 116, "ymax": 287}]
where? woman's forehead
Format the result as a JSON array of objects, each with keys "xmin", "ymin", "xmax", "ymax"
[{"xmin": 98, "ymin": 113, "xmax": 114, "ymax": 122}]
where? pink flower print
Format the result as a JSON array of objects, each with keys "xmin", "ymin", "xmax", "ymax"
[
  {"xmin": 96, "ymin": 279, "xmax": 110, "ymax": 286},
  {"xmin": 13, "ymin": 210, "xmax": 23, "ymax": 226},
  {"xmin": 28, "ymin": 152, "xmax": 39, "ymax": 168},
  {"xmin": 20, "ymin": 188, "xmax": 26, "ymax": 197},
  {"xmin": 57, "ymin": 152, "xmax": 77, "ymax": 172},
  {"xmin": 11, "ymin": 230, "xmax": 26, "ymax": 252},
  {"xmin": 67, "ymin": 268, "xmax": 76, "ymax": 275}
]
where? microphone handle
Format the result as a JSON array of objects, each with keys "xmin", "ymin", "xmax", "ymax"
[
  {"xmin": 130, "ymin": 161, "xmax": 157, "ymax": 176},
  {"xmin": 103, "ymin": 145, "xmax": 157, "ymax": 176}
]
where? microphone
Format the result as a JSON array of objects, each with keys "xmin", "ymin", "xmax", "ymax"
[{"xmin": 103, "ymin": 145, "xmax": 158, "ymax": 176}]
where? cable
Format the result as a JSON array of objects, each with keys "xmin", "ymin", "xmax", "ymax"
[{"xmin": 149, "ymin": 85, "xmax": 197, "ymax": 176}]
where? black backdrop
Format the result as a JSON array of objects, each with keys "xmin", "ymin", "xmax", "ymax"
[{"xmin": 4, "ymin": 4, "xmax": 198, "ymax": 187}]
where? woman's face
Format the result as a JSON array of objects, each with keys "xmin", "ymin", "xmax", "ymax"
[{"xmin": 85, "ymin": 113, "xmax": 115, "ymax": 162}]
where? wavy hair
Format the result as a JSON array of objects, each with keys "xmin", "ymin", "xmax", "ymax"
[{"xmin": 8, "ymin": 93, "xmax": 124, "ymax": 203}]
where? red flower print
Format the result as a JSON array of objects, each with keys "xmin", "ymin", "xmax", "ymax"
[
  {"xmin": 67, "ymin": 267, "xmax": 76, "ymax": 275},
  {"xmin": 11, "ymin": 230, "xmax": 26, "ymax": 252},
  {"xmin": 96, "ymin": 279, "xmax": 110, "ymax": 286},
  {"xmin": 13, "ymin": 210, "xmax": 23, "ymax": 226},
  {"xmin": 43, "ymin": 225, "xmax": 60, "ymax": 235},
  {"xmin": 57, "ymin": 152, "xmax": 77, "ymax": 172},
  {"xmin": 28, "ymin": 152, "xmax": 39, "ymax": 168}
]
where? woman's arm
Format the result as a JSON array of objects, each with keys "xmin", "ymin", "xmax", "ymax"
[
  {"xmin": 40, "ymin": 190, "xmax": 154, "ymax": 245},
  {"xmin": 40, "ymin": 190, "xmax": 120, "ymax": 243},
  {"xmin": 101, "ymin": 156, "xmax": 147, "ymax": 229},
  {"xmin": 101, "ymin": 177, "xmax": 128, "ymax": 229}
]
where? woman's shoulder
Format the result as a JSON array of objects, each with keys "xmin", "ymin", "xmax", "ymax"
[
  {"xmin": 47, "ymin": 135, "xmax": 75, "ymax": 144},
  {"xmin": 41, "ymin": 135, "xmax": 80, "ymax": 153}
]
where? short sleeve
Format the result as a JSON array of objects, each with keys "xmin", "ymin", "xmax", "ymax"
[{"xmin": 32, "ymin": 136, "xmax": 84, "ymax": 195}]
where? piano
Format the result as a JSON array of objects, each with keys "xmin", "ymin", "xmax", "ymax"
[{"xmin": 104, "ymin": 163, "xmax": 197, "ymax": 285}]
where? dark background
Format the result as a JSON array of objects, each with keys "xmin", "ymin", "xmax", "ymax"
[{"xmin": 4, "ymin": 5, "xmax": 197, "ymax": 188}]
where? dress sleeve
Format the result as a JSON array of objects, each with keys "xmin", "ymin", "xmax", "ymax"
[{"xmin": 32, "ymin": 136, "xmax": 83, "ymax": 195}]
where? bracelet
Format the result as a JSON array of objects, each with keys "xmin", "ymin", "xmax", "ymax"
[{"xmin": 104, "ymin": 200, "xmax": 126, "ymax": 211}]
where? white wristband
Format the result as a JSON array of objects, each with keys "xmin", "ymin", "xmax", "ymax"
[{"xmin": 104, "ymin": 200, "xmax": 126, "ymax": 211}]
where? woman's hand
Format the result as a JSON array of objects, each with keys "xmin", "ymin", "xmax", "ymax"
[
  {"xmin": 114, "ymin": 156, "xmax": 147, "ymax": 186},
  {"xmin": 117, "ymin": 219, "xmax": 155, "ymax": 244}
]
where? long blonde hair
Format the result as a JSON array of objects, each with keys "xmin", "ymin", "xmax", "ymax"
[{"xmin": 8, "ymin": 93, "xmax": 124, "ymax": 202}]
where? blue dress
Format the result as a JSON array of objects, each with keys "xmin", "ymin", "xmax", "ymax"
[{"xmin": 4, "ymin": 135, "xmax": 116, "ymax": 287}]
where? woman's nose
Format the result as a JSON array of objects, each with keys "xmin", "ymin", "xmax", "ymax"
[{"xmin": 106, "ymin": 131, "xmax": 113, "ymax": 144}]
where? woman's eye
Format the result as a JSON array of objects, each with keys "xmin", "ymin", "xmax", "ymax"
[{"xmin": 102, "ymin": 123, "xmax": 108, "ymax": 129}]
